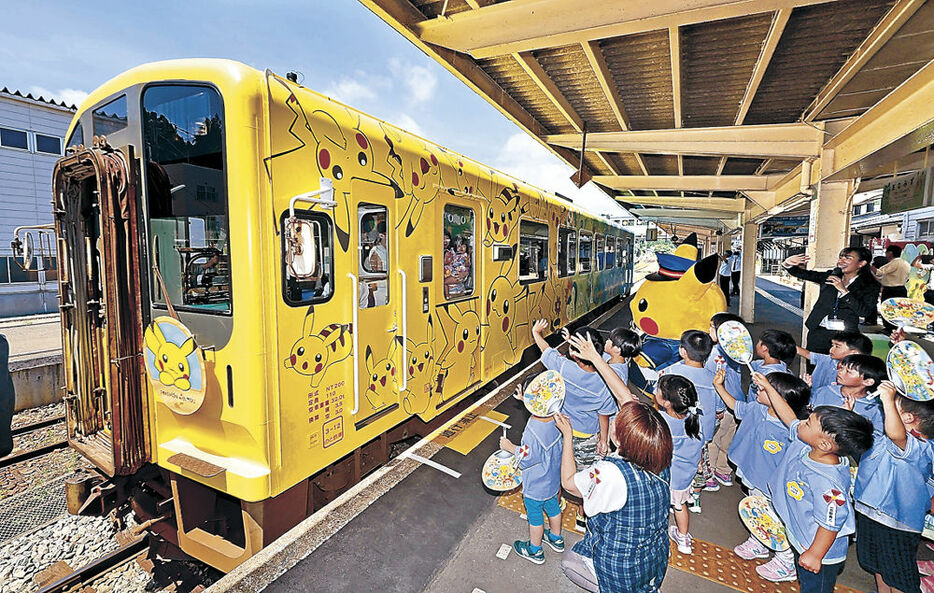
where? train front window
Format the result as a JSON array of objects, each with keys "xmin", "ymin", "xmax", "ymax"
[{"xmin": 142, "ymin": 85, "xmax": 230, "ymax": 314}]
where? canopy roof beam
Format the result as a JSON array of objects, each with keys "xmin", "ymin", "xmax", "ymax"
[
  {"xmin": 514, "ymin": 51, "xmax": 620, "ymax": 175},
  {"xmin": 619, "ymin": 196, "xmax": 747, "ymax": 212},
  {"xmin": 415, "ymin": 0, "xmax": 839, "ymax": 59},
  {"xmin": 633, "ymin": 208, "xmax": 739, "ymax": 220},
  {"xmin": 547, "ymin": 123, "xmax": 824, "ymax": 158},
  {"xmin": 594, "ymin": 174, "xmax": 784, "ymax": 192}
]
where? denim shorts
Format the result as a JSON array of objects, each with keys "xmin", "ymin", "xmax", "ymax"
[{"xmin": 523, "ymin": 493, "xmax": 562, "ymax": 526}]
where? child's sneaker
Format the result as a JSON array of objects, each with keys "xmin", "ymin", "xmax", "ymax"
[
  {"xmin": 714, "ymin": 471, "xmax": 733, "ymax": 486},
  {"xmin": 919, "ymin": 559, "xmax": 934, "ymax": 576},
  {"xmin": 734, "ymin": 536, "xmax": 770, "ymax": 560},
  {"xmin": 703, "ymin": 477, "xmax": 720, "ymax": 492},
  {"xmin": 543, "ymin": 529, "xmax": 565, "ymax": 552},
  {"xmin": 668, "ymin": 526, "xmax": 693, "ymax": 554},
  {"xmin": 755, "ymin": 554, "xmax": 797, "ymax": 582},
  {"xmin": 575, "ymin": 513, "xmax": 587, "ymax": 532},
  {"xmin": 687, "ymin": 495, "xmax": 702, "ymax": 514},
  {"xmin": 513, "ymin": 540, "xmax": 545, "ymax": 565}
]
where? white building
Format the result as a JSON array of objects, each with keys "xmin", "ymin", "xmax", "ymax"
[{"xmin": 0, "ymin": 87, "xmax": 75, "ymax": 317}]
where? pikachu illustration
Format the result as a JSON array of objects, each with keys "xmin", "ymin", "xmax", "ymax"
[
  {"xmin": 364, "ymin": 342, "xmax": 398, "ymax": 411},
  {"xmin": 402, "ymin": 315, "xmax": 437, "ymax": 415},
  {"xmin": 284, "ymin": 306, "xmax": 354, "ymax": 387},
  {"xmin": 144, "ymin": 322, "xmax": 196, "ymax": 391}
]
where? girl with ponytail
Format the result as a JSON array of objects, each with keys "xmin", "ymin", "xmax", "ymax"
[{"xmin": 654, "ymin": 374, "xmax": 704, "ymax": 555}]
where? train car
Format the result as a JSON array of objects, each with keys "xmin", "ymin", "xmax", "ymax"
[{"xmin": 41, "ymin": 59, "xmax": 634, "ymax": 571}]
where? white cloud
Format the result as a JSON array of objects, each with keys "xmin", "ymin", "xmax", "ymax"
[
  {"xmin": 321, "ymin": 78, "xmax": 377, "ymax": 105},
  {"xmin": 28, "ymin": 86, "xmax": 88, "ymax": 108},
  {"xmin": 492, "ymin": 133, "xmax": 630, "ymax": 218},
  {"xmin": 389, "ymin": 58, "xmax": 437, "ymax": 104},
  {"xmin": 390, "ymin": 113, "xmax": 425, "ymax": 137}
]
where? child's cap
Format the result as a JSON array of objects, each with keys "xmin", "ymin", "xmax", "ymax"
[{"xmin": 523, "ymin": 370, "xmax": 566, "ymax": 416}]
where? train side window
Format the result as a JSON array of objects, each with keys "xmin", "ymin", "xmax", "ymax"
[
  {"xmin": 558, "ymin": 226, "xmax": 576, "ymax": 277},
  {"xmin": 282, "ymin": 211, "xmax": 333, "ymax": 306},
  {"xmin": 617, "ymin": 237, "xmax": 625, "ymax": 268},
  {"xmin": 359, "ymin": 205, "xmax": 389, "ymax": 308},
  {"xmin": 579, "ymin": 231, "xmax": 592, "ymax": 273},
  {"xmin": 519, "ymin": 220, "xmax": 548, "ymax": 285},
  {"xmin": 605, "ymin": 236, "xmax": 616, "ymax": 268},
  {"xmin": 443, "ymin": 205, "xmax": 475, "ymax": 300},
  {"xmin": 595, "ymin": 234, "xmax": 605, "ymax": 270}
]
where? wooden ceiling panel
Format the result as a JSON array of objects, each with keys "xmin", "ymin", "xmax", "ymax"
[
  {"xmin": 534, "ymin": 44, "xmax": 622, "ymax": 133},
  {"xmin": 640, "ymin": 154, "xmax": 680, "ymax": 176},
  {"xmin": 682, "ymin": 156, "xmax": 721, "ymax": 176},
  {"xmin": 820, "ymin": 2, "xmax": 934, "ymax": 119},
  {"xmin": 721, "ymin": 158, "xmax": 763, "ymax": 175},
  {"xmin": 744, "ymin": 0, "xmax": 896, "ymax": 125},
  {"xmin": 477, "ymin": 55, "xmax": 577, "ymax": 135},
  {"xmin": 605, "ymin": 153, "xmax": 643, "ymax": 176},
  {"xmin": 681, "ymin": 14, "xmax": 774, "ymax": 128},
  {"xmin": 599, "ymin": 30, "xmax": 675, "ymax": 131}
]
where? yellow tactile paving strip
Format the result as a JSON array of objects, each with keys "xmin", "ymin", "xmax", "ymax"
[
  {"xmin": 443, "ymin": 410, "xmax": 510, "ymax": 455},
  {"xmin": 497, "ymin": 491, "xmax": 861, "ymax": 593}
]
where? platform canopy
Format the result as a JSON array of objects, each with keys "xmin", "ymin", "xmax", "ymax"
[{"xmin": 360, "ymin": 0, "xmax": 934, "ymax": 241}]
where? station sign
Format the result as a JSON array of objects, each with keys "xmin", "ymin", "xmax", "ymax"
[{"xmin": 882, "ymin": 170, "xmax": 930, "ymax": 214}]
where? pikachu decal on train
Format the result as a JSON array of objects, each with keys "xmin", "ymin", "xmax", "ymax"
[
  {"xmin": 144, "ymin": 321, "xmax": 196, "ymax": 391},
  {"xmin": 629, "ymin": 233, "xmax": 726, "ymax": 393},
  {"xmin": 284, "ymin": 306, "xmax": 354, "ymax": 388}
]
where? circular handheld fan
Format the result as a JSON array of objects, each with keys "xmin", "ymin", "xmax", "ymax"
[{"xmin": 738, "ymin": 495, "xmax": 789, "ymax": 552}]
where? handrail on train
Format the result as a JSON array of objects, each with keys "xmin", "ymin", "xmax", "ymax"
[
  {"xmin": 398, "ymin": 269, "xmax": 407, "ymax": 392},
  {"xmin": 288, "ymin": 178, "xmax": 335, "ymax": 218},
  {"xmin": 347, "ymin": 272, "xmax": 360, "ymax": 415}
]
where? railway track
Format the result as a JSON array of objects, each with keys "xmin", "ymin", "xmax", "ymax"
[
  {"xmin": 35, "ymin": 535, "xmax": 149, "ymax": 593},
  {"xmin": 2, "ymin": 415, "xmax": 68, "ymax": 470}
]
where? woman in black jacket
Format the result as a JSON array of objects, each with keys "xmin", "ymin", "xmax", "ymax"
[{"xmin": 782, "ymin": 247, "xmax": 880, "ymax": 354}]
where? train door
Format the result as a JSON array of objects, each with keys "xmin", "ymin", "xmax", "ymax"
[
  {"xmin": 353, "ymin": 199, "xmax": 402, "ymax": 426},
  {"xmin": 435, "ymin": 202, "xmax": 482, "ymax": 406}
]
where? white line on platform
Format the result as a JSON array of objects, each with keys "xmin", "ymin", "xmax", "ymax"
[
  {"xmin": 400, "ymin": 452, "xmax": 462, "ymax": 478},
  {"xmin": 755, "ymin": 286, "xmax": 804, "ymax": 317},
  {"xmin": 477, "ymin": 415, "xmax": 511, "ymax": 429}
]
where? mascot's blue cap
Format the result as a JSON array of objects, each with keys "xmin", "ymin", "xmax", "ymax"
[{"xmin": 649, "ymin": 233, "xmax": 699, "ymax": 281}]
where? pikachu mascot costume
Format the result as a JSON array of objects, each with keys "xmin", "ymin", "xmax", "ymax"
[{"xmin": 629, "ymin": 233, "xmax": 727, "ymax": 396}]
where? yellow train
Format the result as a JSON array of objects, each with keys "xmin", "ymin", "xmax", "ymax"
[{"xmin": 46, "ymin": 59, "xmax": 633, "ymax": 571}]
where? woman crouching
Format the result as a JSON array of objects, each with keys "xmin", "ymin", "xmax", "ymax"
[{"xmin": 556, "ymin": 400, "xmax": 673, "ymax": 593}]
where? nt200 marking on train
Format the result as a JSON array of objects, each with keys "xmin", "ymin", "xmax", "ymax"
[{"xmin": 13, "ymin": 59, "xmax": 634, "ymax": 572}]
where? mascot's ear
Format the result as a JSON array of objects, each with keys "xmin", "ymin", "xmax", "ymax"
[{"xmin": 676, "ymin": 253, "xmax": 720, "ymax": 298}]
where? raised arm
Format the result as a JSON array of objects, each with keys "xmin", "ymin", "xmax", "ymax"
[
  {"xmin": 782, "ymin": 254, "xmax": 831, "ymax": 284},
  {"xmin": 877, "ymin": 380, "xmax": 907, "ymax": 450},
  {"xmin": 555, "ymin": 413, "xmax": 582, "ymax": 497},
  {"xmin": 752, "ymin": 372, "xmax": 796, "ymax": 427},
  {"xmin": 713, "ymin": 368, "xmax": 737, "ymax": 411},
  {"xmin": 567, "ymin": 334, "xmax": 637, "ymax": 404},
  {"xmin": 531, "ymin": 319, "xmax": 550, "ymax": 353},
  {"xmin": 796, "ymin": 345, "xmax": 811, "ymax": 360}
]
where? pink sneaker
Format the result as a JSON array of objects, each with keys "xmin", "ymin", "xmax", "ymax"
[
  {"xmin": 755, "ymin": 554, "xmax": 797, "ymax": 582},
  {"xmin": 920, "ymin": 559, "xmax": 934, "ymax": 577},
  {"xmin": 923, "ymin": 575, "xmax": 934, "ymax": 593},
  {"xmin": 734, "ymin": 537, "xmax": 770, "ymax": 560},
  {"xmin": 669, "ymin": 525, "xmax": 693, "ymax": 555}
]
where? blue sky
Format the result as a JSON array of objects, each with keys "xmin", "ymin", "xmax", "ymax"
[{"xmin": 1, "ymin": 0, "xmax": 628, "ymax": 217}]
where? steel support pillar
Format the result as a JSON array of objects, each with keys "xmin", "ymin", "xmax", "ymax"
[
  {"xmin": 801, "ymin": 180, "xmax": 856, "ymax": 344},
  {"xmin": 739, "ymin": 221, "xmax": 758, "ymax": 322}
]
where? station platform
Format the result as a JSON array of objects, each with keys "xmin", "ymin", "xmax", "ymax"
[
  {"xmin": 209, "ymin": 278, "xmax": 882, "ymax": 593},
  {"xmin": 189, "ymin": 281, "xmax": 886, "ymax": 592}
]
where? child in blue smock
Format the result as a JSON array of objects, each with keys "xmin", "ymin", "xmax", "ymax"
[
  {"xmin": 501, "ymin": 392, "xmax": 565, "ymax": 565},
  {"xmin": 714, "ymin": 369, "xmax": 810, "ymax": 575},
  {"xmin": 706, "ymin": 313, "xmax": 746, "ymax": 488},
  {"xmin": 654, "ymin": 374, "xmax": 703, "ymax": 555},
  {"xmin": 854, "ymin": 380, "xmax": 934, "ymax": 593},
  {"xmin": 603, "ymin": 327, "xmax": 641, "ymax": 386},
  {"xmin": 796, "ymin": 331, "xmax": 873, "ymax": 390},
  {"xmin": 745, "ymin": 329, "xmax": 796, "ymax": 399},
  {"xmin": 757, "ymin": 372, "xmax": 874, "ymax": 590},
  {"xmin": 658, "ymin": 330, "xmax": 717, "ymax": 505},
  {"xmin": 535, "ymin": 319, "xmax": 617, "ymax": 529},
  {"xmin": 810, "ymin": 353, "xmax": 886, "ymax": 434}
]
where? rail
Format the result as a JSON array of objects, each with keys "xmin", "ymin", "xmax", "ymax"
[
  {"xmin": 11, "ymin": 414, "xmax": 65, "ymax": 437},
  {"xmin": 36, "ymin": 535, "xmax": 149, "ymax": 593},
  {"xmin": 0, "ymin": 439, "xmax": 68, "ymax": 469}
]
